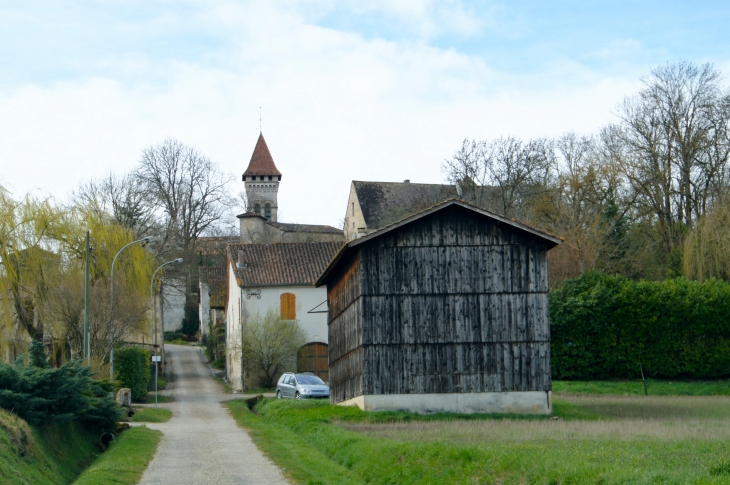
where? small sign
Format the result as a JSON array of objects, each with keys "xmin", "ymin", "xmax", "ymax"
[{"xmin": 151, "ymin": 356, "xmax": 161, "ymax": 362}]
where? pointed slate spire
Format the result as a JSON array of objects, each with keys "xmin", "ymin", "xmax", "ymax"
[{"xmin": 243, "ymin": 133, "xmax": 282, "ymax": 178}]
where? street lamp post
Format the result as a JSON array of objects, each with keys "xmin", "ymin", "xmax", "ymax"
[
  {"xmin": 109, "ymin": 236, "xmax": 154, "ymax": 380},
  {"xmin": 150, "ymin": 258, "xmax": 183, "ymax": 407}
]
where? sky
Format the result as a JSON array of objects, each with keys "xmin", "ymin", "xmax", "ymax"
[{"xmin": 1, "ymin": 1, "xmax": 730, "ymax": 228}]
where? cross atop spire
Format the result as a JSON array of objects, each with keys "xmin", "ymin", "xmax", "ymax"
[{"xmin": 243, "ymin": 133, "xmax": 282, "ymax": 178}]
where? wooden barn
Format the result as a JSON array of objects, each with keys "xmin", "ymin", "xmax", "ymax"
[{"xmin": 316, "ymin": 199, "xmax": 561, "ymax": 414}]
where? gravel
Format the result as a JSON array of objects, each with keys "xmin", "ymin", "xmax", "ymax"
[{"xmin": 138, "ymin": 344, "xmax": 289, "ymax": 485}]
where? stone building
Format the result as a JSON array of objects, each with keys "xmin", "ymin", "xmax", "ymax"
[
  {"xmin": 238, "ymin": 134, "xmax": 344, "ymax": 244},
  {"xmin": 198, "ymin": 266, "xmax": 227, "ymax": 338},
  {"xmin": 343, "ymin": 181, "xmax": 454, "ymax": 240},
  {"xmin": 343, "ymin": 180, "xmax": 499, "ymax": 241}
]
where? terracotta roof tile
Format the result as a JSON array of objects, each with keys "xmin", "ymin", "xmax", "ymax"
[
  {"xmin": 227, "ymin": 242, "xmax": 342, "ymax": 287},
  {"xmin": 198, "ymin": 266, "xmax": 227, "ymax": 308},
  {"xmin": 243, "ymin": 133, "xmax": 282, "ymax": 177}
]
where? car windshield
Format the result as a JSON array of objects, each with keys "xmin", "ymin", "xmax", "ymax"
[{"xmin": 295, "ymin": 375, "xmax": 325, "ymax": 385}]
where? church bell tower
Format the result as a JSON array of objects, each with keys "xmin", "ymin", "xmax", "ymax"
[{"xmin": 242, "ymin": 133, "xmax": 281, "ymax": 222}]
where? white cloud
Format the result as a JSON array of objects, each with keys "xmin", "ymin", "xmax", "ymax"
[{"xmin": 0, "ymin": 2, "xmax": 641, "ymax": 228}]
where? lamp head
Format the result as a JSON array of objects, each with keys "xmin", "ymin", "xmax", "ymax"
[
  {"xmin": 143, "ymin": 236, "xmax": 155, "ymax": 243},
  {"xmin": 174, "ymin": 258, "xmax": 183, "ymax": 264}
]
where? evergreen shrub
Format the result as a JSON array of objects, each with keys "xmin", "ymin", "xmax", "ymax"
[
  {"xmin": 551, "ymin": 272, "xmax": 730, "ymax": 380},
  {"xmin": 0, "ymin": 353, "xmax": 120, "ymax": 431},
  {"xmin": 114, "ymin": 347, "xmax": 150, "ymax": 402}
]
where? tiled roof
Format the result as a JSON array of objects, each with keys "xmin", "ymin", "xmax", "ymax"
[
  {"xmin": 243, "ymin": 133, "xmax": 282, "ymax": 177},
  {"xmin": 353, "ymin": 181, "xmax": 499, "ymax": 230},
  {"xmin": 196, "ymin": 236, "xmax": 240, "ymax": 266},
  {"xmin": 228, "ymin": 242, "xmax": 342, "ymax": 287},
  {"xmin": 353, "ymin": 181, "xmax": 455, "ymax": 229},
  {"xmin": 198, "ymin": 267, "xmax": 227, "ymax": 308},
  {"xmin": 267, "ymin": 222, "xmax": 343, "ymax": 234}
]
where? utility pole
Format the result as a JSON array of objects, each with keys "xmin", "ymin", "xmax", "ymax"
[{"xmin": 83, "ymin": 231, "xmax": 91, "ymax": 361}]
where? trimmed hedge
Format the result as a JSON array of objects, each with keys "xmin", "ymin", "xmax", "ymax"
[
  {"xmin": 114, "ymin": 347, "xmax": 150, "ymax": 402},
  {"xmin": 550, "ymin": 272, "xmax": 730, "ymax": 380}
]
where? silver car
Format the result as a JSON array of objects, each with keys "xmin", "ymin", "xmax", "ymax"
[{"xmin": 276, "ymin": 372, "xmax": 329, "ymax": 399}]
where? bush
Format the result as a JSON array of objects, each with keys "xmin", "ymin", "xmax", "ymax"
[
  {"xmin": 114, "ymin": 347, "xmax": 150, "ymax": 402},
  {"xmin": 164, "ymin": 331, "xmax": 184, "ymax": 342},
  {"xmin": 0, "ymin": 359, "xmax": 121, "ymax": 431},
  {"xmin": 551, "ymin": 272, "xmax": 730, "ymax": 380}
]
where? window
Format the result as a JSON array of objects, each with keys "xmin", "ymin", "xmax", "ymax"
[
  {"xmin": 253, "ymin": 203, "xmax": 261, "ymax": 214},
  {"xmin": 264, "ymin": 204, "xmax": 271, "ymax": 219},
  {"xmin": 352, "ymin": 202, "xmax": 354, "ymax": 216},
  {"xmin": 280, "ymin": 293, "xmax": 296, "ymax": 320},
  {"xmin": 268, "ymin": 175, "xmax": 272, "ymax": 180}
]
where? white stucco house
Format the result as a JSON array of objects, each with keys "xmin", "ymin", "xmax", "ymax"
[{"xmin": 225, "ymin": 242, "xmax": 342, "ymax": 390}]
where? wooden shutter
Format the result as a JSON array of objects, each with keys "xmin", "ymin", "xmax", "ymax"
[{"xmin": 280, "ymin": 293, "xmax": 296, "ymax": 320}]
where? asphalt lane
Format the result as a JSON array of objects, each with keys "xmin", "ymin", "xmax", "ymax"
[{"xmin": 138, "ymin": 344, "xmax": 289, "ymax": 485}]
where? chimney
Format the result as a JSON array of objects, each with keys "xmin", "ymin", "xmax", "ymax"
[
  {"xmin": 237, "ymin": 250, "xmax": 247, "ymax": 269},
  {"xmin": 403, "ymin": 179, "xmax": 410, "ymax": 183}
]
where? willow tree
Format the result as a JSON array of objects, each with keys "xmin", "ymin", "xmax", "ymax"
[
  {"xmin": 0, "ymin": 185, "xmax": 158, "ymax": 365},
  {"xmin": 0, "ymin": 186, "xmax": 62, "ymax": 344},
  {"xmin": 683, "ymin": 195, "xmax": 730, "ymax": 282},
  {"xmin": 45, "ymin": 204, "xmax": 158, "ymax": 363}
]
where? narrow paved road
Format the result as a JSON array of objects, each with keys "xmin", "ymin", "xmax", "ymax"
[{"xmin": 138, "ymin": 344, "xmax": 289, "ymax": 485}]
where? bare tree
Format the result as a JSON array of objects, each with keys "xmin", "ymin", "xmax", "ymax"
[
  {"xmin": 44, "ymin": 271, "xmax": 149, "ymax": 364},
  {"xmin": 443, "ymin": 137, "xmax": 556, "ymax": 218},
  {"xmin": 73, "ymin": 173, "xmax": 157, "ymax": 238},
  {"xmin": 231, "ymin": 309, "xmax": 307, "ymax": 389},
  {"xmin": 137, "ymin": 138, "xmax": 234, "ymax": 260},
  {"xmin": 616, "ymin": 62, "xmax": 730, "ymax": 260}
]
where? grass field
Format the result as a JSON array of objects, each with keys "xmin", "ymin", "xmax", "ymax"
[
  {"xmin": 72, "ymin": 426, "xmax": 161, "ymax": 485},
  {"xmin": 131, "ymin": 407, "xmax": 173, "ymax": 423},
  {"xmin": 553, "ymin": 379, "xmax": 730, "ymax": 396},
  {"xmin": 228, "ymin": 394, "xmax": 730, "ymax": 484}
]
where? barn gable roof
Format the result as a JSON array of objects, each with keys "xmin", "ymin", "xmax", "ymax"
[
  {"xmin": 316, "ymin": 199, "xmax": 562, "ymax": 286},
  {"xmin": 228, "ymin": 242, "xmax": 342, "ymax": 287}
]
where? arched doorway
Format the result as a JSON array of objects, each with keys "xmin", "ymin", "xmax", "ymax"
[{"xmin": 297, "ymin": 342, "xmax": 328, "ymax": 382}]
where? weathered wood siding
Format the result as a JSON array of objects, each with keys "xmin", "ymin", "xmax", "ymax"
[
  {"xmin": 327, "ymin": 254, "xmax": 364, "ymax": 403},
  {"xmin": 328, "ymin": 206, "xmax": 552, "ymax": 404}
]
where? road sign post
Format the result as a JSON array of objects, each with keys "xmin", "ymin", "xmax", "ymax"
[{"xmin": 152, "ymin": 355, "xmax": 161, "ymax": 407}]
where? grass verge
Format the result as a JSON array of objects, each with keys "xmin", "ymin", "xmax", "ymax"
[
  {"xmin": 144, "ymin": 393, "xmax": 173, "ymax": 404},
  {"xmin": 228, "ymin": 397, "xmax": 730, "ymax": 484},
  {"xmin": 0, "ymin": 409, "xmax": 98, "ymax": 485},
  {"xmin": 72, "ymin": 426, "xmax": 161, "ymax": 485},
  {"xmin": 131, "ymin": 408, "xmax": 173, "ymax": 423},
  {"xmin": 553, "ymin": 379, "xmax": 730, "ymax": 396},
  {"xmin": 245, "ymin": 387, "xmax": 276, "ymax": 394}
]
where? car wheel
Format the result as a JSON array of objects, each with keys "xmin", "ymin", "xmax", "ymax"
[
  {"xmin": 276, "ymin": 390, "xmax": 282, "ymax": 399},
  {"xmin": 295, "ymin": 392, "xmax": 300, "ymax": 400}
]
